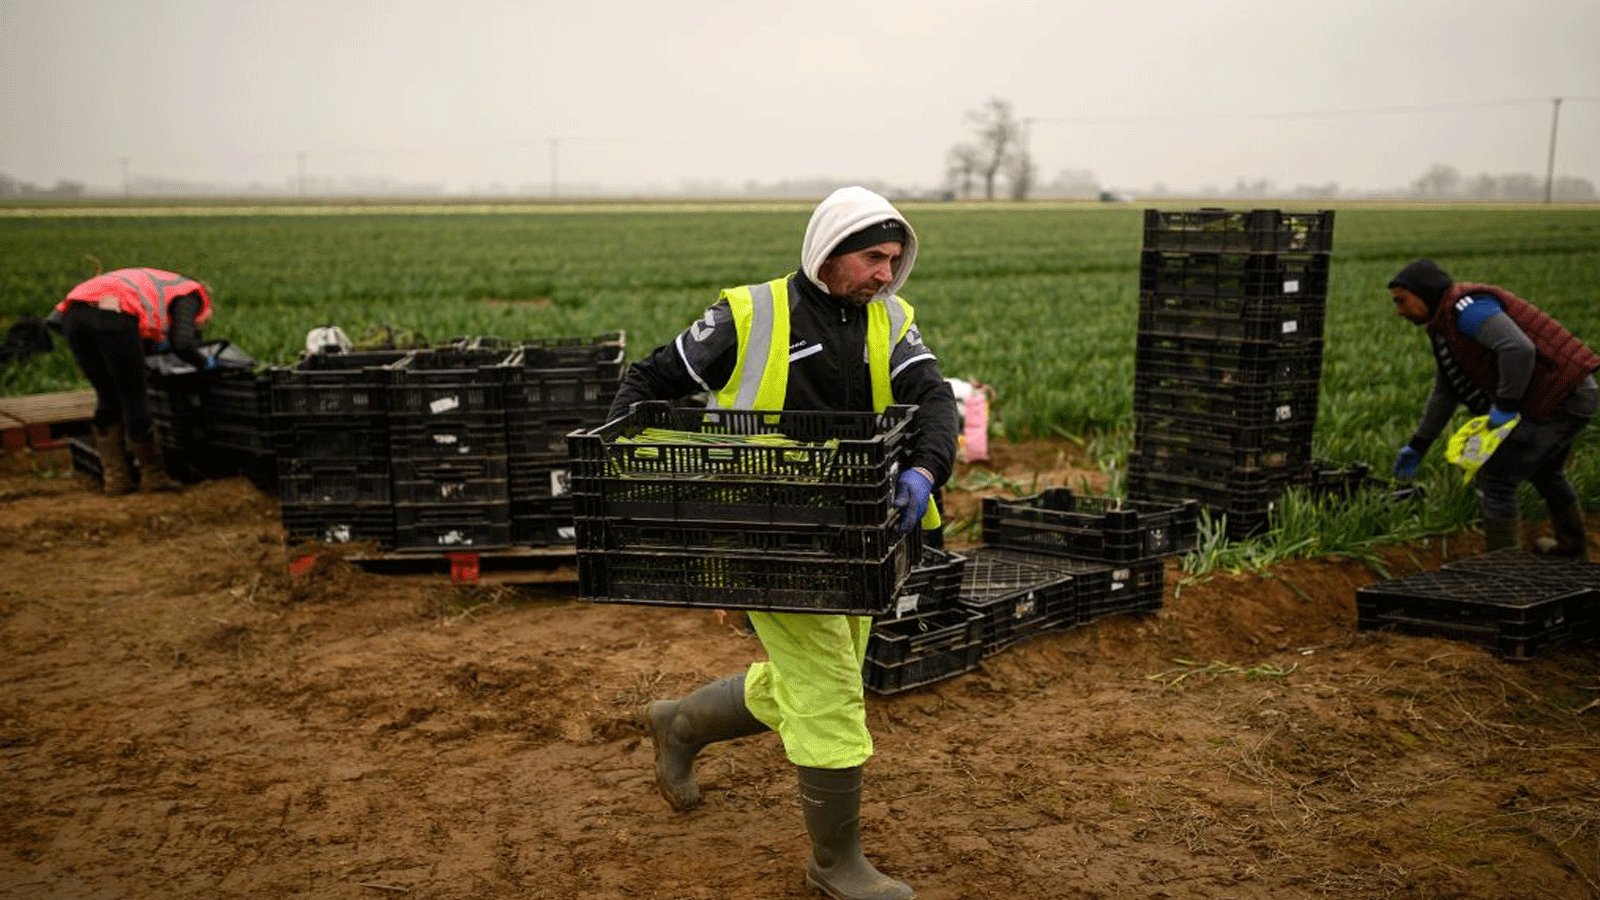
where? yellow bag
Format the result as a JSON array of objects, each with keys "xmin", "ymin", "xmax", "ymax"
[{"xmin": 1444, "ymin": 414, "xmax": 1519, "ymax": 483}]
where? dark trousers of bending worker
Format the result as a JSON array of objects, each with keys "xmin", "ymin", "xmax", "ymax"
[{"xmin": 61, "ymin": 303, "xmax": 178, "ymax": 494}]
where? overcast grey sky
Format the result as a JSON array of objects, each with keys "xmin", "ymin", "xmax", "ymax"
[{"xmin": 3, "ymin": 0, "xmax": 1597, "ymax": 195}]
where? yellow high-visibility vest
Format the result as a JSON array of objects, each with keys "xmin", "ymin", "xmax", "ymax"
[{"xmin": 711, "ymin": 276, "xmax": 940, "ymax": 529}]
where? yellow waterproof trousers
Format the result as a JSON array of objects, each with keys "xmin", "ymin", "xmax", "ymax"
[{"xmin": 742, "ymin": 611, "xmax": 874, "ymax": 769}]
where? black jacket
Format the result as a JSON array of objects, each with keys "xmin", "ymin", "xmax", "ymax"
[{"xmin": 608, "ymin": 272, "xmax": 959, "ymax": 487}]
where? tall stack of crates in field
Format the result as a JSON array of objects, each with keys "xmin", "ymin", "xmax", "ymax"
[
  {"xmin": 1127, "ymin": 208, "xmax": 1335, "ymax": 541},
  {"xmin": 271, "ymin": 350, "xmax": 409, "ymax": 548}
]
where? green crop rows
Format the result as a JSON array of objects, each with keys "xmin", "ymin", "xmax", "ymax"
[{"xmin": 4, "ymin": 201, "xmax": 1597, "ymax": 564}]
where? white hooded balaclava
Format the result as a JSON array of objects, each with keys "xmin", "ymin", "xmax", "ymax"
[{"xmin": 799, "ymin": 186, "xmax": 919, "ymax": 300}]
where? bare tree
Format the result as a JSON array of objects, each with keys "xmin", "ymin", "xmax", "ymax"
[
  {"xmin": 1002, "ymin": 149, "xmax": 1035, "ymax": 201},
  {"xmin": 962, "ymin": 97, "xmax": 1026, "ymax": 200},
  {"xmin": 945, "ymin": 143, "xmax": 982, "ymax": 200}
]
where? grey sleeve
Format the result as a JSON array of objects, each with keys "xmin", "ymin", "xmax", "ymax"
[
  {"xmin": 1408, "ymin": 369, "xmax": 1458, "ymax": 455},
  {"xmin": 1473, "ymin": 312, "xmax": 1536, "ymax": 412}
]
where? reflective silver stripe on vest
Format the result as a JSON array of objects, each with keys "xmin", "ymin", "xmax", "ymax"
[
  {"xmin": 730, "ymin": 280, "xmax": 777, "ymax": 410},
  {"xmin": 883, "ymin": 296, "xmax": 933, "ymax": 380},
  {"xmin": 111, "ymin": 272, "xmax": 164, "ymax": 328}
]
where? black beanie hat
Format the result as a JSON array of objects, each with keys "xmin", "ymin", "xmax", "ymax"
[
  {"xmin": 1388, "ymin": 258, "xmax": 1455, "ymax": 312},
  {"xmin": 827, "ymin": 219, "xmax": 908, "ymax": 258}
]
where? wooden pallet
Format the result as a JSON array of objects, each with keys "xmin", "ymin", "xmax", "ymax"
[
  {"xmin": 288, "ymin": 545, "xmax": 579, "ymax": 586},
  {"xmin": 0, "ymin": 389, "xmax": 95, "ymax": 462}
]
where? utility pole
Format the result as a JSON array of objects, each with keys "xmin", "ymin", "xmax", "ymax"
[
  {"xmin": 550, "ymin": 137, "xmax": 559, "ymax": 199},
  {"xmin": 1543, "ymin": 97, "xmax": 1562, "ymax": 204}
]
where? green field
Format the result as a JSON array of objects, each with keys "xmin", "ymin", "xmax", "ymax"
[{"xmin": 4, "ymin": 201, "xmax": 1597, "ymax": 562}]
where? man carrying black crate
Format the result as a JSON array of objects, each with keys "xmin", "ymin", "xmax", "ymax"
[
  {"xmin": 609, "ymin": 185, "xmax": 958, "ymax": 900},
  {"xmin": 1388, "ymin": 258, "xmax": 1598, "ymax": 559},
  {"xmin": 47, "ymin": 267, "xmax": 218, "ymax": 495}
]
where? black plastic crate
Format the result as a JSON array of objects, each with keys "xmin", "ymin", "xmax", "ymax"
[
  {"xmin": 277, "ymin": 458, "xmax": 392, "ymax": 505},
  {"xmin": 1356, "ymin": 566, "xmax": 1600, "ymax": 660},
  {"xmin": 576, "ymin": 531, "xmax": 917, "ymax": 615},
  {"xmin": 1137, "ymin": 292, "xmax": 1326, "ymax": 344},
  {"xmin": 269, "ymin": 350, "xmax": 409, "ymax": 416},
  {"xmin": 509, "ymin": 456, "xmax": 574, "ymax": 502},
  {"xmin": 975, "ymin": 548, "xmax": 1165, "ymax": 624},
  {"xmin": 1443, "ymin": 548, "xmax": 1600, "ymax": 589},
  {"xmin": 281, "ymin": 502, "xmax": 394, "ymax": 548},
  {"xmin": 886, "ymin": 547, "xmax": 968, "ymax": 618},
  {"xmin": 392, "ymin": 501, "xmax": 513, "ymax": 551},
  {"xmin": 568, "ymin": 401, "xmax": 915, "ymax": 528},
  {"xmin": 863, "ymin": 608, "xmax": 984, "ymax": 696},
  {"xmin": 1135, "ymin": 331, "xmax": 1323, "ymax": 388},
  {"xmin": 1133, "ymin": 411, "xmax": 1316, "ymax": 470},
  {"xmin": 391, "ymin": 457, "xmax": 509, "ymax": 505},
  {"xmin": 1139, "ymin": 250, "xmax": 1331, "ymax": 300},
  {"xmin": 389, "ymin": 415, "xmax": 509, "ymax": 459},
  {"xmin": 1142, "ymin": 209, "xmax": 1335, "ymax": 254},
  {"xmin": 510, "ymin": 502, "xmax": 577, "ymax": 547},
  {"xmin": 271, "ymin": 415, "xmax": 390, "ymax": 461},
  {"xmin": 507, "ymin": 340, "xmax": 627, "ymax": 411},
  {"xmin": 1132, "ymin": 432, "xmax": 1310, "ymax": 476},
  {"xmin": 981, "ymin": 488, "xmax": 1199, "ymax": 562},
  {"xmin": 576, "ymin": 515, "xmax": 903, "ymax": 559},
  {"xmin": 1127, "ymin": 466, "xmax": 1289, "ymax": 542},
  {"xmin": 957, "ymin": 552, "xmax": 1075, "ymax": 654},
  {"xmin": 466, "ymin": 331, "xmax": 625, "ymax": 362},
  {"xmin": 204, "ymin": 370, "xmax": 272, "ymax": 420},
  {"xmin": 507, "ymin": 407, "xmax": 612, "ymax": 458},
  {"xmin": 1133, "ymin": 378, "xmax": 1320, "ymax": 429},
  {"xmin": 385, "ymin": 348, "xmax": 519, "ymax": 417}
]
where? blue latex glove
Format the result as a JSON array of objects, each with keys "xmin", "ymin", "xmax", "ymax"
[
  {"xmin": 203, "ymin": 354, "xmax": 219, "ymax": 370},
  {"xmin": 1393, "ymin": 445, "xmax": 1422, "ymax": 479},
  {"xmin": 893, "ymin": 468, "xmax": 934, "ymax": 534},
  {"xmin": 1486, "ymin": 406, "xmax": 1517, "ymax": 428}
]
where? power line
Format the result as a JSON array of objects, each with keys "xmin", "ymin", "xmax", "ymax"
[{"xmin": 1030, "ymin": 96, "xmax": 1600, "ymax": 125}]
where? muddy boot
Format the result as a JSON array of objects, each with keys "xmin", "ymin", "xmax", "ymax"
[
  {"xmin": 1534, "ymin": 501, "xmax": 1588, "ymax": 560},
  {"xmin": 1483, "ymin": 516, "xmax": 1521, "ymax": 553},
  {"xmin": 642, "ymin": 673, "xmax": 768, "ymax": 811},
  {"xmin": 798, "ymin": 766, "xmax": 914, "ymax": 900},
  {"xmin": 130, "ymin": 434, "xmax": 181, "ymax": 493},
  {"xmin": 92, "ymin": 424, "xmax": 133, "ymax": 496}
]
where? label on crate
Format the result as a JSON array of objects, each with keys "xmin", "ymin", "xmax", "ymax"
[
  {"xmin": 430, "ymin": 396, "xmax": 462, "ymax": 415},
  {"xmin": 1281, "ymin": 320, "xmax": 1299, "ymax": 334},
  {"xmin": 1284, "ymin": 279, "xmax": 1300, "ymax": 294},
  {"xmin": 1275, "ymin": 404, "xmax": 1294, "ymax": 422},
  {"xmin": 551, "ymin": 469, "xmax": 571, "ymax": 497}
]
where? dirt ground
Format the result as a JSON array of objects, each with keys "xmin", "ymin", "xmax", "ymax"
[{"xmin": 2, "ymin": 438, "xmax": 1598, "ymax": 900}]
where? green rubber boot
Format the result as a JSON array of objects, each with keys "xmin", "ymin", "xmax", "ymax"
[
  {"xmin": 799, "ymin": 766, "xmax": 915, "ymax": 900},
  {"xmin": 642, "ymin": 673, "xmax": 768, "ymax": 811}
]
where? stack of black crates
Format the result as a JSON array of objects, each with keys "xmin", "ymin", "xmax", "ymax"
[
  {"xmin": 1356, "ymin": 549, "xmax": 1600, "ymax": 660},
  {"xmin": 1127, "ymin": 208, "xmax": 1335, "ymax": 540},
  {"xmin": 569, "ymin": 401, "xmax": 921, "ymax": 616},
  {"xmin": 271, "ymin": 334, "xmax": 623, "ymax": 554}
]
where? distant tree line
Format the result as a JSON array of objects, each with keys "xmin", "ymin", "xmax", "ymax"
[{"xmin": 943, "ymin": 97, "xmax": 1598, "ymax": 203}]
